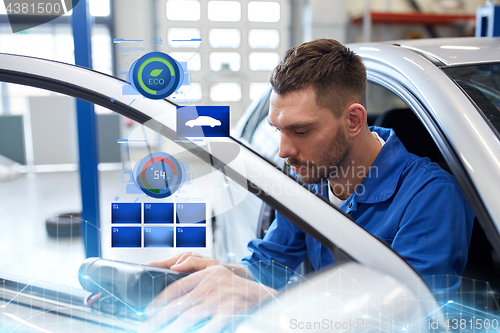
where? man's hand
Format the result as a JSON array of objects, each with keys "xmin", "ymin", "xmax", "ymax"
[
  {"xmin": 148, "ymin": 252, "xmax": 255, "ymax": 279},
  {"xmin": 141, "ymin": 256, "xmax": 278, "ymax": 333},
  {"xmin": 148, "ymin": 252, "xmax": 220, "ymax": 273}
]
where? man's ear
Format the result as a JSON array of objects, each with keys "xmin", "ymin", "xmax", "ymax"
[{"xmin": 345, "ymin": 103, "xmax": 367, "ymax": 138}]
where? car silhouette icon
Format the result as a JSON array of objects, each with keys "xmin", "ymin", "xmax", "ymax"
[{"xmin": 185, "ymin": 116, "xmax": 222, "ymax": 128}]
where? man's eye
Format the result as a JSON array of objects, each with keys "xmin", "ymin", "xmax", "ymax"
[{"xmin": 295, "ymin": 130, "xmax": 308, "ymax": 136}]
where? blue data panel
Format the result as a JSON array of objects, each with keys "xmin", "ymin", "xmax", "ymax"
[
  {"xmin": 176, "ymin": 227, "xmax": 206, "ymax": 247},
  {"xmin": 144, "ymin": 227, "xmax": 174, "ymax": 247},
  {"xmin": 111, "ymin": 203, "xmax": 141, "ymax": 224},
  {"xmin": 176, "ymin": 203, "xmax": 206, "ymax": 224},
  {"xmin": 111, "ymin": 227, "xmax": 141, "ymax": 247},
  {"xmin": 177, "ymin": 106, "xmax": 230, "ymax": 137},
  {"xmin": 144, "ymin": 203, "xmax": 174, "ymax": 224}
]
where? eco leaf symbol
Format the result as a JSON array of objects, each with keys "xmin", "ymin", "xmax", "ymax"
[{"xmin": 149, "ymin": 69, "xmax": 163, "ymax": 77}]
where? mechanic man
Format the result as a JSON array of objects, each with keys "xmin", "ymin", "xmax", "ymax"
[{"xmin": 142, "ymin": 39, "xmax": 474, "ymax": 332}]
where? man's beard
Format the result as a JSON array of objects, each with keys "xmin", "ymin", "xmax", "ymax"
[{"xmin": 286, "ymin": 127, "xmax": 351, "ymax": 184}]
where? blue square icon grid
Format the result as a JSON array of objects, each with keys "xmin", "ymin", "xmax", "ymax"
[{"xmin": 111, "ymin": 202, "xmax": 207, "ymax": 248}]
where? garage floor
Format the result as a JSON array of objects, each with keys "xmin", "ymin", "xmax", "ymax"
[{"xmin": 0, "ymin": 170, "xmax": 121, "ymax": 289}]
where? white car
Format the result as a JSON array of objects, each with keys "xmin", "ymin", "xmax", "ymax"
[
  {"xmin": 185, "ymin": 115, "xmax": 222, "ymax": 127},
  {"xmin": 1, "ymin": 37, "xmax": 500, "ymax": 332}
]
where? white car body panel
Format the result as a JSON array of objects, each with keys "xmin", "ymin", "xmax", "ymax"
[
  {"xmin": 237, "ymin": 262, "xmax": 432, "ymax": 333},
  {"xmin": 390, "ymin": 37, "xmax": 500, "ymax": 66}
]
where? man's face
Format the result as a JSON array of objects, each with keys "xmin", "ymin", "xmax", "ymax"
[{"xmin": 268, "ymin": 86, "xmax": 351, "ymax": 184}]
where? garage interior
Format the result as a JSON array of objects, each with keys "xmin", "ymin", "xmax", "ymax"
[{"xmin": 0, "ymin": 0, "xmax": 497, "ymax": 314}]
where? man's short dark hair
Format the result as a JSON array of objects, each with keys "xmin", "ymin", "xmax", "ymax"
[{"xmin": 269, "ymin": 38, "xmax": 367, "ymax": 118}]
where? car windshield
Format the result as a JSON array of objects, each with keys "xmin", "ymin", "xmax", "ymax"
[{"xmin": 443, "ymin": 63, "xmax": 500, "ymax": 138}]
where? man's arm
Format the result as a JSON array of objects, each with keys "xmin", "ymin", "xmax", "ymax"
[
  {"xmin": 392, "ymin": 180, "xmax": 474, "ymax": 294},
  {"xmin": 150, "ymin": 211, "xmax": 309, "ymax": 289},
  {"xmin": 240, "ymin": 213, "xmax": 308, "ymax": 289}
]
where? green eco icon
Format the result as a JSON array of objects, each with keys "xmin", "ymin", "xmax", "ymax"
[
  {"xmin": 129, "ymin": 52, "xmax": 184, "ymax": 100},
  {"xmin": 149, "ymin": 69, "xmax": 163, "ymax": 77}
]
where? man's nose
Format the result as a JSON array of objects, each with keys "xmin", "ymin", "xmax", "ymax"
[{"xmin": 278, "ymin": 133, "xmax": 298, "ymax": 159}]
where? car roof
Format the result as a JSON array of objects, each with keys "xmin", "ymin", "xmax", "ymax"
[{"xmin": 384, "ymin": 37, "xmax": 500, "ymax": 66}]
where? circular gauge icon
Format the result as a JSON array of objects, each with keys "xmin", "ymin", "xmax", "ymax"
[
  {"xmin": 133, "ymin": 152, "xmax": 186, "ymax": 199},
  {"xmin": 129, "ymin": 52, "xmax": 184, "ymax": 100}
]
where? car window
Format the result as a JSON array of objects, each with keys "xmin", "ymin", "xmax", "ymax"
[
  {"xmin": 366, "ymin": 82, "xmax": 408, "ymax": 116},
  {"xmin": 254, "ymin": 90, "xmax": 271, "ymax": 126},
  {"xmin": 237, "ymin": 88, "xmax": 282, "ymax": 164},
  {"xmin": 240, "ymin": 89, "xmax": 271, "ymax": 142},
  {"xmin": 366, "ymin": 81, "xmax": 408, "ymax": 126},
  {"xmin": 247, "ymin": 92, "xmax": 283, "ymax": 165},
  {"xmin": 249, "ymin": 116, "xmax": 280, "ymax": 164},
  {"xmin": 0, "ymin": 83, "xmax": 89, "ymax": 288},
  {"xmin": 443, "ymin": 63, "xmax": 500, "ymax": 139},
  {"xmin": 366, "ymin": 81, "xmax": 450, "ymax": 168}
]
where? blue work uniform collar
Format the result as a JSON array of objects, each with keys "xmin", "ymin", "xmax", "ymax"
[{"xmin": 315, "ymin": 126, "xmax": 409, "ymax": 213}]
